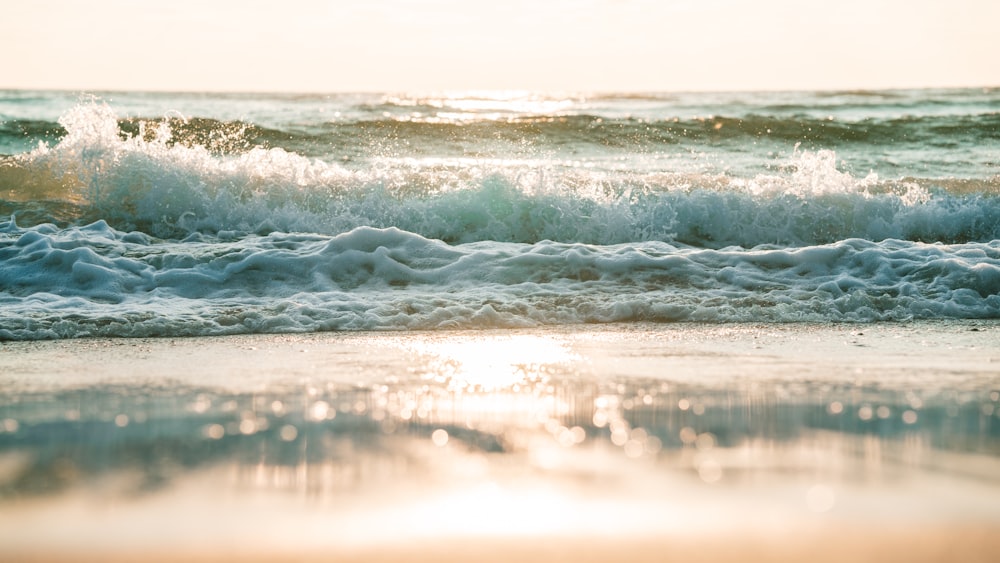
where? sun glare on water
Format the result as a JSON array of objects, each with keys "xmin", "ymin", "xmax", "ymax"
[
  {"xmin": 408, "ymin": 334, "xmax": 578, "ymax": 392},
  {"xmin": 384, "ymin": 90, "xmax": 580, "ymax": 123}
]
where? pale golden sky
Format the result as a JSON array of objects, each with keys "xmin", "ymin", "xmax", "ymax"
[{"xmin": 4, "ymin": 0, "xmax": 998, "ymax": 92}]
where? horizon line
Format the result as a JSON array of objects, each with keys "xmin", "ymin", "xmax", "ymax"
[{"xmin": 1, "ymin": 83, "xmax": 998, "ymax": 98}]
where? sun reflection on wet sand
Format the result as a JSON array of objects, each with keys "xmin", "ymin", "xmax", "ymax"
[
  {"xmin": 0, "ymin": 323, "xmax": 998, "ymax": 560},
  {"xmin": 406, "ymin": 334, "xmax": 578, "ymax": 391}
]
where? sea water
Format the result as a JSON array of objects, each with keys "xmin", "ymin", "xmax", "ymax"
[
  {"xmin": 1, "ymin": 89, "xmax": 999, "ymax": 558},
  {"xmin": 1, "ymin": 88, "xmax": 998, "ymax": 339}
]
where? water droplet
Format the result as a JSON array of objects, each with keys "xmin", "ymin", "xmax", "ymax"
[
  {"xmin": 203, "ymin": 424, "xmax": 225, "ymax": 440},
  {"xmin": 698, "ymin": 459, "xmax": 722, "ymax": 483},
  {"xmin": 239, "ymin": 419, "xmax": 257, "ymax": 435},
  {"xmin": 624, "ymin": 440, "xmax": 644, "ymax": 458},
  {"xmin": 592, "ymin": 411, "xmax": 608, "ymax": 427},
  {"xmin": 679, "ymin": 426, "xmax": 697, "ymax": 445},
  {"xmin": 279, "ymin": 425, "xmax": 298, "ymax": 441},
  {"xmin": 695, "ymin": 432, "xmax": 716, "ymax": 451},
  {"xmin": 308, "ymin": 401, "xmax": 333, "ymax": 421},
  {"xmin": 431, "ymin": 428, "xmax": 449, "ymax": 447},
  {"xmin": 270, "ymin": 400, "xmax": 285, "ymax": 415}
]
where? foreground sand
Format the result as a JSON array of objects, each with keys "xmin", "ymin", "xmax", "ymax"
[
  {"xmin": 8, "ymin": 529, "xmax": 1000, "ymax": 563},
  {"xmin": 1, "ymin": 322, "xmax": 998, "ymax": 561}
]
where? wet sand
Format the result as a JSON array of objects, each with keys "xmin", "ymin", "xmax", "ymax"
[
  {"xmin": 1, "ymin": 322, "xmax": 998, "ymax": 561},
  {"xmin": 8, "ymin": 529, "xmax": 1000, "ymax": 563}
]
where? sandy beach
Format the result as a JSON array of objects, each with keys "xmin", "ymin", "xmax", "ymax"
[{"xmin": 1, "ymin": 321, "xmax": 998, "ymax": 561}]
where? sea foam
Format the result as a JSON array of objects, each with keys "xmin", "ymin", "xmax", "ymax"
[
  {"xmin": 2, "ymin": 102, "xmax": 997, "ymax": 247},
  {"xmin": 2, "ymin": 217, "xmax": 998, "ymax": 339}
]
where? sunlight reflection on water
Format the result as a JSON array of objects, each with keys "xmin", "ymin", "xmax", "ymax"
[{"xmin": 0, "ymin": 324, "xmax": 998, "ymax": 556}]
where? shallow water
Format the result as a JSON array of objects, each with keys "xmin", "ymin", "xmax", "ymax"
[{"xmin": 1, "ymin": 324, "xmax": 998, "ymax": 558}]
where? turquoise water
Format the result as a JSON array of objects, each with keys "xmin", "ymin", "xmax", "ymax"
[{"xmin": 1, "ymin": 89, "xmax": 998, "ymax": 338}]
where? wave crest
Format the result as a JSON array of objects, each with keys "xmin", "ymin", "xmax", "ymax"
[{"xmin": 1, "ymin": 101, "xmax": 998, "ymax": 247}]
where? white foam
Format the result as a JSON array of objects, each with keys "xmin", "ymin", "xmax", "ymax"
[
  {"xmin": 2, "ymin": 219, "xmax": 998, "ymax": 339},
  {"xmin": 6, "ymin": 102, "xmax": 998, "ymax": 247}
]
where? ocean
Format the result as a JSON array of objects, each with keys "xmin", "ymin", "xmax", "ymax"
[
  {"xmin": 1, "ymin": 88, "xmax": 999, "ymax": 561},
  {"xmin": 1, "ymin": 88, "xmax": 998, "ymax": 339}
]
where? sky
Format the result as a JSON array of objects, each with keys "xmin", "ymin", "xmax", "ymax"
[{"xmin": 4, "ymin": 0, "xmax": 999, "ymax": 93}]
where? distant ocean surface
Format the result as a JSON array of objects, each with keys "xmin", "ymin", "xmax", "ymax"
[{"xmin": 1, "ymin": 88, "xmax": 998, "ymax": 339}]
